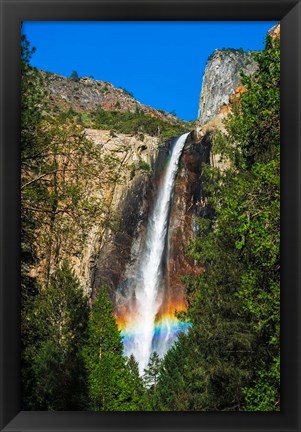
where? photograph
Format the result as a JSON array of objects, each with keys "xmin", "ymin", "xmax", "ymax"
[{"xmin": 20, "ymin": 20, "xmax": 280, "ymax": 412}]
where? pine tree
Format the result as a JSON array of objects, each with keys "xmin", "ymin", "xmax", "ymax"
[
  {"xmin": 22, "ymin": 260, "xmax": 88, "ymax": 410},
  {"xmin": 230, "ymin": 34, "xmax": 280, "ymax": 412},
  {"xmin": 210, "ymin": 34, "xmax": 280, "ymax": 411},
  {"xmin": 83, "ymin": 287, "xmax": 142, "ymax": 411},
  {"xmin": 127, "ymin": 355, "xmax": 150, "ymax": 410},
  {"xmin": 143, "ymin": 352, "xmax": 162, "ymax": 390},
  {"xmin": 154, "ymin": 336, "xmax": 190, "ymax": 411},
  {"xmin": 142, "ymin": 352, "xmax": 163, "ymax": 410},
  {"xmin": 127, "ymin": 355, "xmax": 144, "ymax": 396}
]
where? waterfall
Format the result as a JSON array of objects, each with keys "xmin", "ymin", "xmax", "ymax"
[{"xmin": 121, "ymin": 132, "xmax": 190, "ymax": 374}]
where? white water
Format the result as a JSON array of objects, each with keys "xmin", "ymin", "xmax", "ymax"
[{"xmin": 125, "ymin": 132, "xmax": 190, "ymax": 373}]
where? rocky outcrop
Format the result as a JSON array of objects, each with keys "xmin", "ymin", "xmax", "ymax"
[
  {"xmin": 196, "ymin": 48, "xmax": 258, "ymax": 172},
  {"xmin": 41, "ymin": 70, "xmax": 179, "ymax": 124},
  {"xmin": 268, "ymin": 23, "xmax": 280, "ymax": 39},
  {"xmin": 194, "ymin": 110, "xmax": 231, "ymax": 172},
  {"xmin": 198, "ymin": 49, "xmax": 257, "ymax": 124}
]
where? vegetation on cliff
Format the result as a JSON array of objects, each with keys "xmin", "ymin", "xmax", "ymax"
[
  {"xmin": 89, "ymin": 107, "xmax": 187, "ymax": 139},
  {"xmin": 42, "ymin": 69, "xmax": 189, "ymax": 139},
  {"xmin": 58, "ymin": 106, "xmax": 188, "ymax": 140}
]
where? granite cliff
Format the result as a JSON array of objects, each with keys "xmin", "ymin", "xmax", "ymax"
[{"xmin": 198, "ymin": 48, "xmax": 257, "ymax": 125}]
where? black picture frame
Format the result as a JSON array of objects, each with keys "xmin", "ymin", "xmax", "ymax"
[{"xmin": 0, "ymin": 0, "xmax": 300, "ymax": 431}]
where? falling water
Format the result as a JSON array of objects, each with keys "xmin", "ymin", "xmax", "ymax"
[{"xmin": 121, "ymin": 132, "xmax": 190, "ymax": 373}]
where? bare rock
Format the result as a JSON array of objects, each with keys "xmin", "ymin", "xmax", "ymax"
[{"xmin": 198, "ymin": 49, "xmax": 257, "ymax": 124}]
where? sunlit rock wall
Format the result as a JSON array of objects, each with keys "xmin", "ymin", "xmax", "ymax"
[{"xmin": 198, "ymin": 49, "xmax": 257, "ymax": 124}]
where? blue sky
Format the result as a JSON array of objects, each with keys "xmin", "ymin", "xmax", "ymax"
[{"xmin": 23, "ymin": 21, "xmax": 277, "ymax": 121}]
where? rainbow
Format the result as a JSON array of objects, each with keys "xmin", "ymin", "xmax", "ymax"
[{"xmin": 116, "ymin": 306, "xmax": 191, "ymax": 358}]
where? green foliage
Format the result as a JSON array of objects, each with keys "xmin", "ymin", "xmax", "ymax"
[
  {"xmin": 155, "ymin": 337, "xmax": 190, "ymax": 411},
  {"xmin": 175, "ymin": 209, "xmax": 255, "ymax": 410},
  {"xmin": 143, "ymin": 352, "xmax": 163, "ymax": 409},
  {"xmin": 22, "ymin": 260, "xmax": 89, "ymax": 410},
  {"xmin": 21, "ymin": 35, "xmax": 43, "ymax": 149},
  {"xmin": 208, "ymin": 35, "xmax": 280, "ymax": 410},
  {"xmin": 91, "ymin": 108, "xmax": 187, "ymax": 139},
  {"xmin": 83, "ymin": 287, "xmax": 147, "ymax": 411},
  {"xmin": 143, "ymin": 351, "xmax": 162, "ymax": 389},
  {"xmin": 226, "ymin": 36, "xmax": 280, "ymax": 168},
  {"xmin": 242, "ymin": 356, "xmax": 280, "ymax": 411},
  {"xmin": 21, "ymin": 32, "xmax": 49, "ymax": 407},
  {"xmin": 220, "ymin": 36, "xmax": 280, "ymax": 411},
  {"xmin": 138, "ymin": 160, "xmax": 151, "ymax": 172},
  {"xmin": 66, "ymin": 106, "xmax": 187, "ymax": 140},
  {"xmin": 127, "ymin": 355, "xmax": 150, "ymax": 409},
  {"xmin": 129, "ymin": 160, "xmax": 151, "ymax": 179},
  {"xmin": 80, "ymin": 111, "xmax": 94, "ymax": 127}
]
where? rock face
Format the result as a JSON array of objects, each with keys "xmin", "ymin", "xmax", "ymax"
[
  {"xmin": 90, "ymin": 171, "xmax": 151, "ymax": 299},
  {"xmin": 89, "ymin": 135, "xmax": 187, "ymax": 302},
  {"xmin": 71, "ymin": 129, "xmax": 160, "ymax": 296},
  {"xmin": 198, "ymin": 49, "xmax": 257, "ymax": 124},
  {"xmin": 160, "ymin": 131, "xmax": 210, "ymax": 315},
  {"xmin": 41, "ymin": 71, "xmax": 179, "ymax": 124}
]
